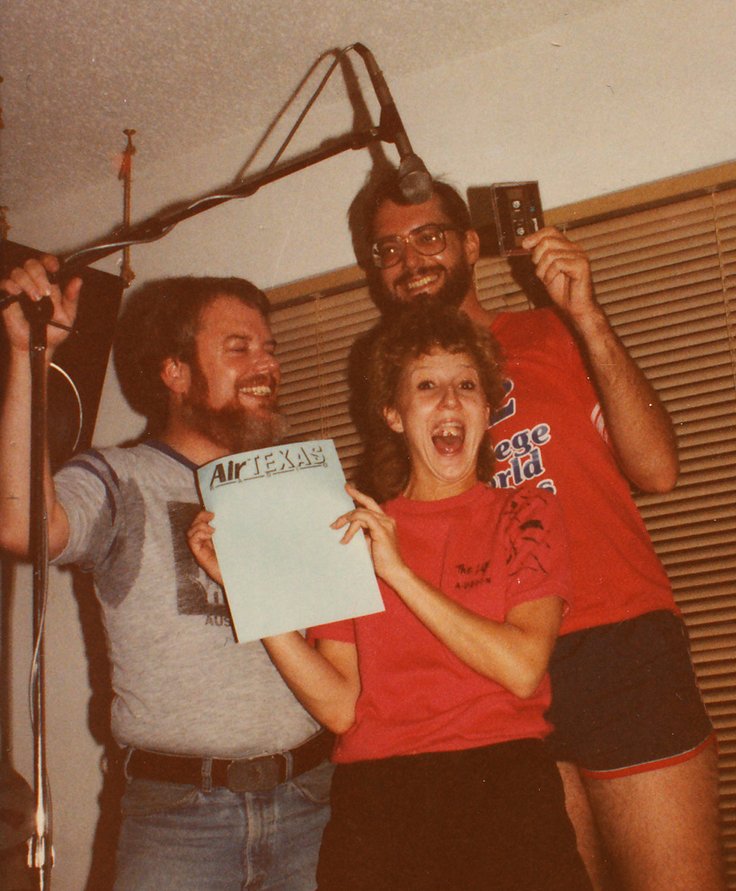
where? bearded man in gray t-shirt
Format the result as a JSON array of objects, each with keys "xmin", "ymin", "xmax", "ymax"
[{"xmin": 0, "ymin": 261, "xmax": 332, "ymax": 891}]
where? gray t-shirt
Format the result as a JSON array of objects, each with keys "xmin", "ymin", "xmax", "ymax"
[{"xmin": 54, "ymin": 440, "xmax": 320, "ymax": 758}]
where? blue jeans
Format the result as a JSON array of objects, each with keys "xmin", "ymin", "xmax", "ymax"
[{"xmin": 114, "ymin": 760, "xmax": 333, "ymax": 890}]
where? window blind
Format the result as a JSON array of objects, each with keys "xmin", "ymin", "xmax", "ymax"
[{"xmin": 268, "ymin": 169, "xmax": 736, "ymax": 885}]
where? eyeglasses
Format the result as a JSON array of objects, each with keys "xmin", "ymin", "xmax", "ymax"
[{"xmin": 370, "ymin": 224, "xmax": 462, "ymax": 269}]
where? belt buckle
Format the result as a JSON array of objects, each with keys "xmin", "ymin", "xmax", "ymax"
[{"xmin": 227, "ymin": 755, "xmax": 282, "ymax": 793}]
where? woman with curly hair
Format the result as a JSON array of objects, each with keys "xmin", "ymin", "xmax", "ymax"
[{"xmin": 189, "ymin": 302, "xmax": 591, "ymax": 891}]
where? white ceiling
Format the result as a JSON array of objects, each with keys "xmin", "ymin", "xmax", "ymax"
[{"xmin": 1, "ymin": 0, "xmax": 615, "ymax": 225}]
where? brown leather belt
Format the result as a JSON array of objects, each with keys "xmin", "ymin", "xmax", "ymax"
[{"xmin": 126, "ymin": 730, "xmax": 333, "ymax": 793}]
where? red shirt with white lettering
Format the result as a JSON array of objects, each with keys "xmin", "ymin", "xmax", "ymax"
[{"xmin": 489, "ymin": 308, "xmax": 675, "ymax": 635}]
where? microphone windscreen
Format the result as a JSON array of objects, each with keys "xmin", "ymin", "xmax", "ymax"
[{"xmin": 398, "ymin": 155, "xmax": 433, "ymax": 204}]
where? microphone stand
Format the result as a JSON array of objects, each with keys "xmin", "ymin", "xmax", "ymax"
[
  {"xmin": 25, "ymin": 295, "xmax": 56, "ymax": 889},
  {"xmin": 3, "ymin": 46, "xmax": 431, "ymax": 887},
  {"xmin": 4, "ymin": 114, "xmax": 390, "ymax": 891}
]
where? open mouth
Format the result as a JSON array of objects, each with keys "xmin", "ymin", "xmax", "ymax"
[
  {"xmin": 396, "ymin": 267, "xmax": 443, "ymax": 299},
  {"xmin": 431, "ymin": 421, "xmax": 465, "ymax": 455},
  {"xmin": 406, "ymin": 272, "xmax": 440, "ymax": 292},
  {"xmin": 238, "ymin": 374, "xmax": 277, "ymax": 400},
  {"xmin": 239, "ymin": 384, "xmax": 273, "ymax": 397}
]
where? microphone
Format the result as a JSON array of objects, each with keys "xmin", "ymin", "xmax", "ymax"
[{"xmin": 354, "ymin": 44, "xmax": 433, "ymax": 204}]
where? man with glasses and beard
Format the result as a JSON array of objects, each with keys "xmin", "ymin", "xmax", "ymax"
[
  {"xmin": 346, "ymin": 172, "xmax": 724, "ymax": 891},
  {"xmin": 0, "ymin": 259, "xmax": 333, "ymax": 891}
]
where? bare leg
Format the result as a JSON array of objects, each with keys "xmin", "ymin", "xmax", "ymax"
[
  {"xmin": 558, "ymin": 760, "xmax": 616, "ymax": 891},
  {"xmin": 582, "ymin": 741, "xmax": 725, "ymax": 891}
]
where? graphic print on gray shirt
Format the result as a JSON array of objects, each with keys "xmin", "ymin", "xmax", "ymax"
[{"xmin": 54, "ymin": 440, "xmax": 320, "ymax": 758}]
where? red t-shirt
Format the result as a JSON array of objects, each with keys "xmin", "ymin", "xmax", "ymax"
[
  {"xmin": 310, "ymin": 484, "xmax": 569, "ymax": 763},
  {"xmin": 490, "ymin": 308, "xmax": 675, "ymax": 634}
]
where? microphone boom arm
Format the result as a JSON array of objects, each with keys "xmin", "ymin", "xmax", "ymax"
[
  {"xmin": 1, "ymin": 125, "xmax": 379, "ymax": 306},
  {"xmin": 1, "ymin": 43, "xmax": 430, "ymax": 299}
]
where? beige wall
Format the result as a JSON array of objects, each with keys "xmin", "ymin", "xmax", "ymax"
[{"xmin": 6, "ymin": 1, "xmax": 736, "ymax": 886}]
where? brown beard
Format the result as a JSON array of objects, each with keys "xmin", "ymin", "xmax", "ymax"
[{"xmin": 182, "ymin": 364, "xmax": 289, "ymax": 453}]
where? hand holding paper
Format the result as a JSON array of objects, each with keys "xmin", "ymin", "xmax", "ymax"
[
  {"xmin": 331, "ymin": 484, "xmax": 405, "ymax": 586},
  {"xmin": 187, "ymin": 510, "xmax": 223, "ymax": 586}
]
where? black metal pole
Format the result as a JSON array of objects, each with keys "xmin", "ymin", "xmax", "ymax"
[{"xmin": 26, "ymin": 295, "xmax": 55, "ymax": 889}]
